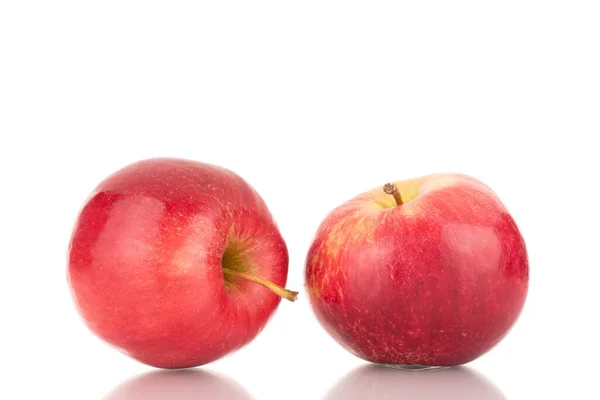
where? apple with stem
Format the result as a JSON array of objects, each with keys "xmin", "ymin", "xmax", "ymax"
[
  {"xmin": 68, "ymin": 158, "xmax": 297, "ymax": 369},
  {"xmin": 305, "ymin": 173, "xmax": 528, "ymax": 367}
]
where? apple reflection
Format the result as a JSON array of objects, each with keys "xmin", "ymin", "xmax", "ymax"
[
  {"xmin": 325, "ymin": 365, "xmax": 505, "ymax": 400},
  {"xmin": 103, "ymin": 369, "xmax": 254, "ymax": 400}
]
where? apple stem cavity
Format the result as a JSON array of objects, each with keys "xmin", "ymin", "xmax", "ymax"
[
  {"xmin": 221, "ymin": 268, "xmax": 299, "ymax": 302},
  {"xmin": 383, "ymin": 183, "xmax": 403, "ymax": 206}
]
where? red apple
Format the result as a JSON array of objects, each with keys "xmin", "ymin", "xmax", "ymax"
[
  {"xmin": 68, "ymin": 158, "xmax": 297, "ymax": 369},
  {"xmin": 305, "ymin": 173, "xmax": 528, "ymax": 367}
]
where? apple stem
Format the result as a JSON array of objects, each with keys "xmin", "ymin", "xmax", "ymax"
[
  {"xmin": 221, "ymin": 268, "xmax": 298, "ymax": 302},
  {"xmin": 383, "ymin": 183, "xmax": 403, "ymax": 206}
]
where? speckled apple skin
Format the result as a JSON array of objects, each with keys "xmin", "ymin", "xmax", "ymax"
[
  {"xmin": 68, "ymin": 158, "xmax": 289, "ymax": 369},
  {"xmin": 305, "ymin": 174, "xmax": 528, "ymax": 366}
]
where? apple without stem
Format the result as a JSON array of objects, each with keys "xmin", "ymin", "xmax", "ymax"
[
  {"xmin": 68, "ymin": 158, "xmax": 297, "ymax": 369},
  {"xmin": 305, "ymin": 173, "xmax": 528, "ymax": 367}
]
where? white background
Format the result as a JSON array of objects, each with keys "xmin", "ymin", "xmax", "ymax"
[{"xmin": 1, "ymin": 1, "xmax": 599, "ymax": 399}]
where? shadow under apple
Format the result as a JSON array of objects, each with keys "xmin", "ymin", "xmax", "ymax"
[
  {"xmin": 103, "ymin": 369, "xmax": 254, "ymax": 400},
  {"xmin": 325, "ymin": 364, "xmax": 505, "ymax": 400}
]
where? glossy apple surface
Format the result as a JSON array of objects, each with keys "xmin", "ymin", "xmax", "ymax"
[
  {"xmin": 68, "ymin": 158, "xmax": 291, "ymax": 368},
  {"xmin": 305, "ymin": 173, "xmax": 528, "ymax": 366}
]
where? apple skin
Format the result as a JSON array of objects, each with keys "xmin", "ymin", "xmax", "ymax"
[
  {"xmin": 305, "ymin": 173, "xmax": 528, "ymax": 366},
  {"xmin": 68, "ymin": 158, "xmax": 289, "ymax": 369}
]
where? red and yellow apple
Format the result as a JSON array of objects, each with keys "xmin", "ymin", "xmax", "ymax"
[
  {"xmin": 68, "ymin": 158, "xmax": 297, "ymax": 369},
  {"xmin": 305, "ymin": 173, "xmax": 528, "ymax": 367}
]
